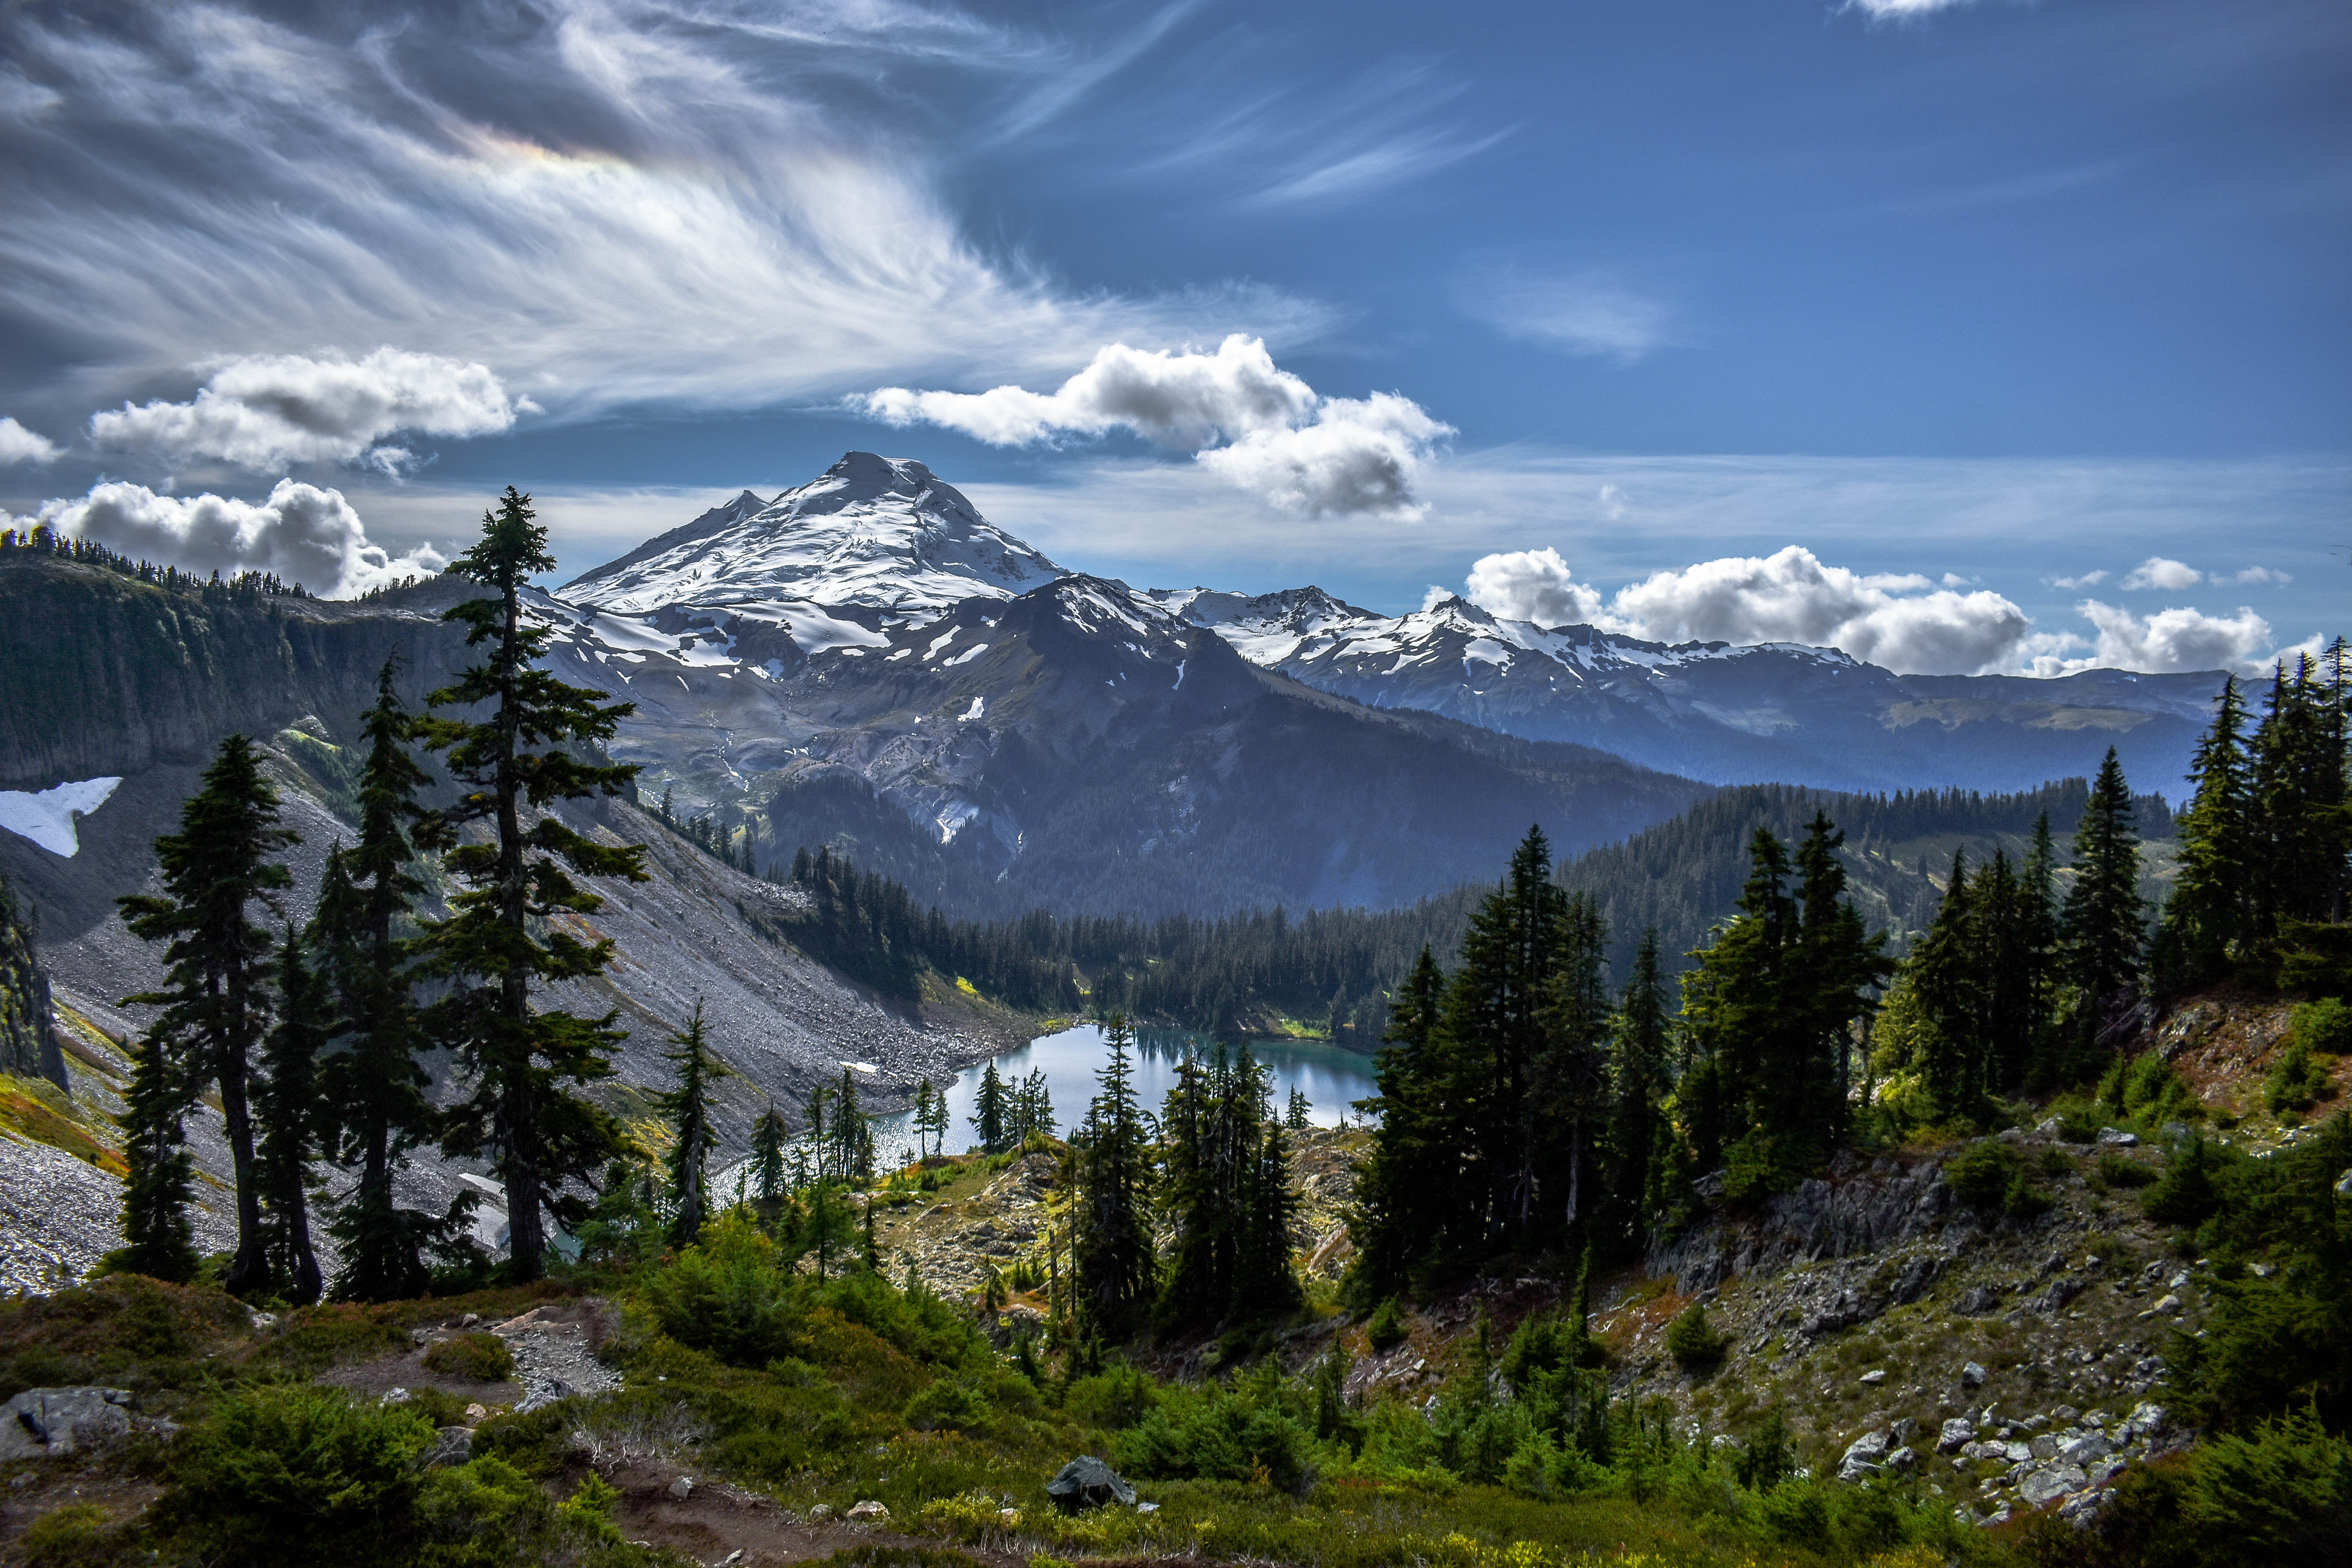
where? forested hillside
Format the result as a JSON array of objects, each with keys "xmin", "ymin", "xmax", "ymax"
[{"xmin": 740, "ymin": 775, "xmax": 2179, "ymax": 1045}]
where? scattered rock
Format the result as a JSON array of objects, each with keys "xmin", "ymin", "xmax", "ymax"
[
  {"xmin": 808, "ymin": 1503, "xmax": 835, "ymax": 1523},
  {"xmin": 424, "ymin": 1427, "xmax": 472, "ymax": 1470},
  {"xmin": 2097, "ymin": 1128, "xmax": 2140, "ymax": 1147},
  {"xmin": 1961, "ymin": 1360, "xmax": 1988, "ymax": 1388},
  {"xmin": 667, "ymin": 1476, "xmax": 694, "ymax": 1501},
  {"xmin": 464, "ymin": 1403, "xmax": 489, "ymax": 1424},
  {"xmin": 1885, "ymin": 1446, "xmax": 1918, "ymax": 1473},
  {"xmin": 1938, "ymin": 1418, "xmax": 1976, "ymax": 1454},
  {"xmin": 0, "ymin": 1387, "xmax": 132, "ymax": 1459},
  {"xmin": 2152, "ymin": 1294, "xmax": 2182, "ymax": 1315},
  {"xmin": 1860, "ymin": 1368, "xmax": 1887, "ymax": 1385},
  {"xmin": 1047, "ymin": 1454, "xmax": 1136, "ymax": 1511},
  {"xmin": 1952, "ymin": 1285, "xmax": 2002, "ymax": 1316},
  {"xmin": 2019, "ymin": 1463, "xmax": 2089, "ymax": 1507},
  {"xmin": 2034, "ymin": 1116, "xmax": 2065, "ymax": 1136},
  {"xmin": 847, "ymin": 1500, "xmax": 889, "ymax": 1521},
  {"xmin": 2060, "ymin": 1433, "xmax": 2114, "ymax": 1466},
  {"xmin": 1136, "ymin": 1501, "xmax": 1160, "ymax": 1514}
]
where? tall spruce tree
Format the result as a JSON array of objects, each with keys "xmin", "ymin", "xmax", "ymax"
[
  {"xmin": 116, "ymin": 1021, "xmax": 200, "ymax": 1283},
  {"xmin": 118, "ymin": 733, "xmax": 297, "ymax": 1296},
  {"xmin": 418, "ymin": 487, "xmax": 648, "ymax": 1281},
  {"xmin": 1606, "ymin": 929, "xmax": 1673, "ymax": 1249},
  {"xmin": 1908, "ymin": 849, "xmax": 1984, "ymax": 1123},
  {"xmin": 253, "ymin": 929, "xmax": 327, "ymax": 1303},
  {"xmin": 655, "ymin": 1003, "xmax": 730, "ymax": 1247},
  {"xmin": 2160, "ymin": 677, "xmax": 2255, "ymax": 985},
  {"xmin": 1347, "ymin": 947, "xmax": 1448, "ymax": 1303},
  {"xmin": 319, "ymin": 660, "xmax": 446, "ymax": 1301},
  {"xmin": 2062, "ymin": 748, "xmax": 2147, "ymax": 1065},
  {"xmin": 1442, "ymin": 826, "xmax": 1566, "ymax": 1246},
  {"xmin": 1073, "ymin": 1014, "xmax": 1155, "ymax": 1336},
  {"xmin": 750, "ymin": 1104, "xmax": 788, "ymax": 1214},
  {"xmin": 1535, "ymin": 893, "xmax": 1611, "ymax": 1236},
  {"xmin": 971, "ymin": 1060, "xmax": 1010, "ymax": 1154}
]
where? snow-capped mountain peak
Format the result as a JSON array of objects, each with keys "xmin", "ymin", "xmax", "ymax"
[{"xmin": 558, "ymin": 451, "xmax": 1065, "ymax": 617}]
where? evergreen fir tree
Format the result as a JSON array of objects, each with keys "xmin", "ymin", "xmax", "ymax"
[
  {"xmin": 830, "ymin": 1067, "xmax": 873, "ymax": 1182},
  {"xmin": 1606, "ymin": 929, "xmax": 1672, "ymax": 1249},
  {"xmin": 1536, "ymin": 892, "xmax": 1610, "ymax": 1236},
  {"xmin": 654, "ymin": 1003, "xmax": 730, "ymax": 1247},
  {"xmin": 971, "ymin": 1060, "xmax": 1009, "ymax": 1154},
  {"xmin": 750, "ymin": 1103, "xmax": 788, "ymax": 1224},
  {"xmin": 253, "ymin": 929, "xmax": 327, "ymax": 1304},
  {"xmin": 911, "ymin": 1080, "xmax": 936, "ymax": 1159},
  {"xmin": 2161, "ymin": 677, "xmax": 2254, "ymax": 984},
  {"xmin": 1072, "ymin": 1014, "xmax": 1155, "ymax": 1336},
  {"xmin": 418, "ymin": 487, "xmax": 648, "ymax": 1282},
  {"xmin": 117, "ymin": 733, "xmax": 297, "ymax": 1297},
  {"xmin": 1908, "ymin": 849, "xmax": 1984, "ymax": 1123},
  {"xmin": 319, "ymin": 660, "xmax": 445, "ymax": 1302},
  {"xmin": 1347, "ymin": 947, "xmax": 1448, "ymax": 1303},
  {"xmin": 115, "ymin": 1022, "xmax": 200, "ymax": 1283},
  {"xmin": 1235, "ymin": 1110, "xmax": 1301, "ymax": 1320},
  {"xmin": 1286, "ymin": 1085, "xmax": 1311, "ymax": 1130},
  {"xmin": 2062, "ymin": 748, "xmax": 2147, "ymax": 1066}
]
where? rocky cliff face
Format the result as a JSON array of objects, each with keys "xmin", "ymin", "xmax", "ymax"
[{"xmin": 0, "ymin": 558, "xmax": 476, "ymax": 793}]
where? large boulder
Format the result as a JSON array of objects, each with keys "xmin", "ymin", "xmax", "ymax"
[
  {"xmin": 1838, "ymin": 1429, "xmax": 1891, "ymax": 1483},
  {"xmin": 0, "ymin": 1387, "xmax": 132, "ymax": 1459},
  {"xmin": 2020, "ymin": 1463, "xmax": 2089, "ymax": 1508},
  {"xmin": 1046, "ymin": 1455, "xmax": 1136, "ymax": 1512}
]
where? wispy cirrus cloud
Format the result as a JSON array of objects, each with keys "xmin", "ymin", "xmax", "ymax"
[
  {"xmin": 0, "ymin": 0, "xmax": 1323, "ymax": 425},
  {"xmin": 1452, "ymin": 264, "xmax": 1675, "ymax": 361}
]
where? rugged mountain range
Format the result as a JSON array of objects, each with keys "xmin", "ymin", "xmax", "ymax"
[{"xmin": 1148, "ymin": 585, "xmax": 2224, "ymax": 796}]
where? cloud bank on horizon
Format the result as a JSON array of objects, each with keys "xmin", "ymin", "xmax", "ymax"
[
  {"xmin": 13, "ymin": 481, "xmax": 444, "ymax": 598},
  {"xmin": 1459, "ymin": 544, "xmax": 2292, "ymax": 677}
]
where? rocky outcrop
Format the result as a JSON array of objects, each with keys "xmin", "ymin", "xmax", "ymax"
[
  {"xmin": 1649, "ymin": 1149, "xmax": 1961, "ymax": 1300},
  {"xmin": 0, "ymin": 1387, "xmax": 132, "ymax": 1459}
]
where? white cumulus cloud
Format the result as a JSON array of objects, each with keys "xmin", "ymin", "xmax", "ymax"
[
  {"xmin": 1602, "ymin": 546, "xmax": 2031, "ymax": 675},
  {"xmin": 861, "ymin": 336, "xmax": 1452, "ymax": 518},
  {"xmin": 2045, "ymin": 601, "xmax": 2278, "ymax": 677},
  {"xmin": 90, "ymin": 349, "xmax": 519, "ymax": 474},
  {"xmin": 18, "ymin": 479, "xmax": 444, "ymax": 597},
  {"xmin": 0, "ymin": 417, "xmax": 61, "ymax": 466},
  {"xmin": 1462, "ymin": 547, "xmax": 1605, "ymax": 628},
  {"xmin": 2229, "ymin": 566, "xmax": 2291, "ymax": 586},
  {"xmin": 2120, "ymin": 556, "xmax": 2203, "ymax": 591},
  {"xmin": 2053, "ymin": 569, "xmax": 2108, "ymax": 589}
]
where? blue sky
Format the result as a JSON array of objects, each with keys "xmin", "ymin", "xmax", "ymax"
[{"xmin": 0, "ymin": 0, "xmax": 2343, "ymax": 675}]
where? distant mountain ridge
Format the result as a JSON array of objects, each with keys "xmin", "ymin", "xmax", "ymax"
[{"xmin": 1147, "ymin": 584, "xmax": 2223, "ymax": 797}]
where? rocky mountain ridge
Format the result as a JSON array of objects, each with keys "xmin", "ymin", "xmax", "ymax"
[{"xmin": 1151, "ymin": 584, "xmax": 2224, "ymax": 796}]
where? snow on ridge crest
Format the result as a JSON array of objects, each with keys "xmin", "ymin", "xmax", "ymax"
[{"xmin": 557, "ymin": 451, "xmax": 1065, "ymax": 618}]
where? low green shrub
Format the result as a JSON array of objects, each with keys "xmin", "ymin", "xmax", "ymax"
[
  {"xmin": 902, "ymin": 1379, "xmax": 990, "ymax": 1434},
  {"xmin": 422, "ymin": 1331, "xmax": 514, "ymax": 1383},
  {"xmin": 1367, "ymin": 1295, "xmax": 1407, "ymax": 1351},
  {"xmin": 1664, "ymin": 1302, "xmax": 1726, "ymax": 1371},
  {"xmin": 153, "ymin": 1384, "xmax": 434, "ymax": 1565},
  {"xmin": 2096, "ymin": 1151, "xmax": 2157, "ymax": 1189},
  {"xmin": 2266, "ymin": 1040, "xmax": 2336, "ymax": 1114},
  {"xmin": 17, "ymin": 1504, "xmax": 119, "ymax": 1568},
  {"xmin": 1063, "ymin": 1361, "xmax": 1157, "ymax": 1430},
  {"xmin": 1945, "ymin": 1138, "xmax": 2052, "ymax": 1218},
  {"xmin": 2294, "ymin": 996, "xmax": 2352, "ymax": 1055}
]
